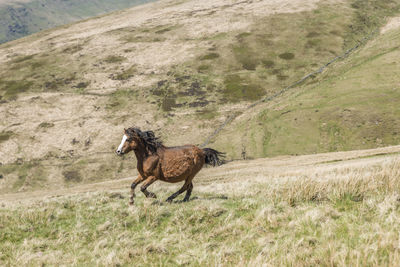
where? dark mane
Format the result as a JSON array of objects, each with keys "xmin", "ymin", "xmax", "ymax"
[{"xmin": 126, "ymin": 127, "xmax": 164, "ymax": 154}]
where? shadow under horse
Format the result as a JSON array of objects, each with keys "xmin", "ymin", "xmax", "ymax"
[{"xmin": 116, "ymin": 127, "xmax": 224, "ymax": 204}]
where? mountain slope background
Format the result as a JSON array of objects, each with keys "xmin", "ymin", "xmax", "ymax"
[
  {"xmin": 0, "ymin": 0, "xmax": 157, "ymax": 44},
  {"xmin": 213, "ymin": 15, "xmax": 400, "ymax": 159},
  {"xmin": 1, "ymin": 0, "xmax": 400, "ymax": 193}
]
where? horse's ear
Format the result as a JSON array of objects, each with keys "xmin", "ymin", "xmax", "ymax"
[{"xmin": 124, "ymin": 128, "xmax": 127, "ymax": 132}]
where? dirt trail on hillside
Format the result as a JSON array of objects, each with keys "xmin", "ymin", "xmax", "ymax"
[{"xmin": 1, "ymin": 145, "xmax": 400, "ymax": 205}]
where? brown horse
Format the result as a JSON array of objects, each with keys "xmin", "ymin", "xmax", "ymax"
[{"xmin": 116, "ymin": 127, "xmax": 224, "ymax": 204}]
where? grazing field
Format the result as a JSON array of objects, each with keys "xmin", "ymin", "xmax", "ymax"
[{"xmin": 2, "ymin": 146, "xmax": 400, "ymax": 265}]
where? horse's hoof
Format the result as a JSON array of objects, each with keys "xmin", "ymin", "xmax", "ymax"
[
  {"xmin": 147, "ymin": 192, "xmax": 157, "ymax": 199},
  {"xmin": 166, "ymin": 198, "xmax": 173, "ymax": 203},
  {"xmin": 129, "ymin": 200, "xmax": 134, "ymax": 205}
]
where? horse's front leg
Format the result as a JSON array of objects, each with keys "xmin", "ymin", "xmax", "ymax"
[
  {"xmin": 140, "ymin": 176, "xmax": 158, "ymax": 199},
  {"xmin": 130, "ymin": 175, "xmax": 145, "ymax": 205}
]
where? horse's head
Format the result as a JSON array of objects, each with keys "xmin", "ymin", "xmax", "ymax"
[
  {"xmin": 116, "ymin": 128, "xmax": 140, "ymax": 155},
  {"xmin": 116, "ymin": 127, "xmax": 163, "ymax": 156}
]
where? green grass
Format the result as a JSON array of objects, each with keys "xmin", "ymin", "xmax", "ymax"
[
  {"xmin": 2, "ymin": 159, "xmax": 400, "ymax": 265},
  {"xmin": 195, "ymin": 107, "xmax": 219, "ymax": 120},
  {"xmin": 197, "ymin": 64, "xmax": 211, "ymax": 72},
  {"xmin": 344, "ymin": 0, "xmax": 400, "ymax": 49},
  {"xmin": 106, "ymin": 89, "xmax": 139, "ymax": 111},
  {"xmin": 38, "ymin": 122, "xmax": 55, "ymax": 129},
  {"xmin": 223, "ymin": 74, "xmax": 264, "ymax": 102},
  {"xmin": 121, "ymin": 34, "xmax": 166, "ymax": 43},
  {"xmin": 184, "ymin": 0, "xmax": 400, "ymax": 107},
  {"xmin": 62, "ymin": 44, "xmax": 84, "ymax": 54},
  {"xmin": 212, "ymin": 22, "xmax": 400, "ymax": 159},
  {"xmin": 232, "ymin": 45, "xmax": 259, "ymax": 70},
  {"xmin": 62, "ymin": 170, "xmax": 82, "ymax": 183},
  {"xmin": 0, "ymin": 161, "xmax": 47, "ymax": 192},
  {"xmin": 186, "ymin": 1, "xmax": 359, "ymax": 105},
  {"xmin": 278, "ymin": 52, "xmax": 295, "ymax": 60},
  {"xmin": 113, "ymin": 66, "xmax": 137, "ymax": 80},
  {"xmin": 103, "ymin": 55, "xmax": 126, "ymax": 63},
  {"xmin": 11, "ymin": 54, "xmax": 37, "ymax": 64},
  {"xmin": 0, "ymin": 131, "xmax": 13, "ymax": 143},
  {"xmin": 146, "ymin": 69, "xmax": 219, "ymax": 113},
  {"xmin": 199, "ymin": 52, "xmax": 220, "ymax": 60},
  {"xmin": 0, "ymin": 80, "xmax": 33, "ymax": 100},
  {"xmin": 0, "ymin": 46, "xmax": 92, "ymax": 99},
  {"xmin": 154, "ymin": 26, "xmax": 177, "ymax": 34}
]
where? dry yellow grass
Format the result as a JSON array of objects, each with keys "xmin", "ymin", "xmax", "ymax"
[
  {"xmin": 2, "ymin": 146, "xmax": 400, "ymax": 265},
  {"xmin": 2, "ymin": 145, "xmax": 400, "ymax": 204}
]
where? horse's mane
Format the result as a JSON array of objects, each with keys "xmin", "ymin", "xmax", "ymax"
[{"xmin": 126, "ymin": 127, "xmax": 164, "ymax": 154}]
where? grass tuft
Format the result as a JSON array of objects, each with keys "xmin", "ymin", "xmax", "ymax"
[
  {"xmin": 104, "ymin": 55, "xmax": 126, "ymax": 63},
  {"xmin": 0, "ymin": 80, "xmax": 33, "ymax": 100},
  {"xmin": 62, "ymin": 170, "xmax": 82, "ymax": 183},
  {"xmin": 38, "ymin": 122, "xmax": 55, "ymax": 128},
  {"xmin": 223, "ymin": 74, "xmax": 264, "ymax": 102},
  {"xmin": 199, "ymin": 53, "xmax": 220, "ymax": 60},
  {"xmin": 278, "ymin": 52, "xmax": 295, "ymax": 60},
  {"xmin": 0, "ymin": 131, "xmax": 13, "ymax": 143},
  {"xmin": 113, "ymin": 66, "xmax": 136, "ymax": 80}
]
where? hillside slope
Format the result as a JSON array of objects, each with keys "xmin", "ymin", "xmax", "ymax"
[
  {"xmin": 1, "ymin": 0, "xmax": 400, "ymax": 193},
  {"xmin": 0, "ymin": 0, "xmax": 157, "ymax": 44},
  {"xmin": 2, "ymin": 147, "xmax": 400, "ymax": 265},
  {"xmin": 211, "ymin": 18, "xmax": 400, "ymax": 158}
]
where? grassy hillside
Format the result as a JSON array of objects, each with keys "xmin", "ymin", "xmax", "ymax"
[
  {"xmin": 212, "ymin": 14, "xmax": 400, "ymax": 159},
  {"xmin": 1, "ymin": 0, "xmax": 400, "ymax": 193},
  {"xmin": 0, "ymin": 0, "xmax": 157, "ymax": 44},
  {"xmin": 2, "ymin": 148, "xmax": 400, "ymax": 265}
]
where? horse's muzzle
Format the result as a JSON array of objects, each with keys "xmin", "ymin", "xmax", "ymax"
[{"xmin": 116, "ymin": 150, "xmax": 124, "ymax": 156}]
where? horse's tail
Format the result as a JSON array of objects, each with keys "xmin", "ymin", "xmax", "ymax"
[{"xmin": 203, "ymin": 148, "xmax": 225, "ymax": 166}]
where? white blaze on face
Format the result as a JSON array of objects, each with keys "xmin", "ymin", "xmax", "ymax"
[{"xmin": 117, "ymin": 134, "xmax": 128, "ymax": 153}]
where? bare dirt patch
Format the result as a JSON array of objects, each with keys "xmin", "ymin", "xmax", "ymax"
[{"xmin": 381, "ymin": 16, "xmax": 400, "ymax": 34}]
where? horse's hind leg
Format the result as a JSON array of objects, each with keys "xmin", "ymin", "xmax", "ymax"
[
  {"xmin": 166, "ymin": 181, "xmax": 191, "ymax": 203},
  {"xmin": 183, "ymin": 182, "xmax": 193, "ymax": 202},
  {"xmin": 130, "ymin": 175, "xmax": 145, "ymax": 205},
  {"xmin": 140, "ymin": 176, "xmax": 158, "ymax": 199}
]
